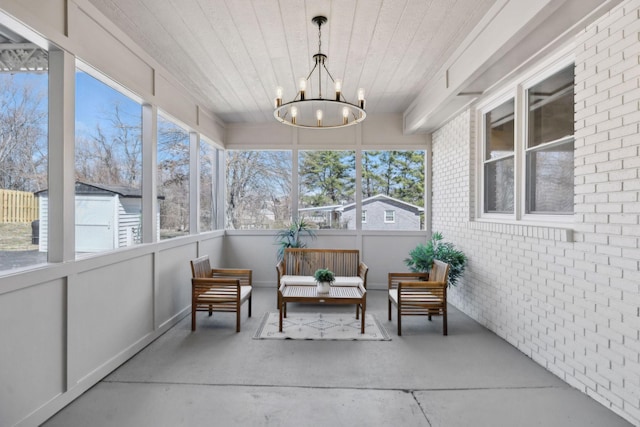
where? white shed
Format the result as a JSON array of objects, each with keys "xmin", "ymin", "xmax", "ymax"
[{"xmin": 36, "ymin": 182, "xmax": 162, "ymax": 253}]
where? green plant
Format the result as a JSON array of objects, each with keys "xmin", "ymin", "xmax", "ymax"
[
  {"xmin": 314, "ymin": 268, "xmax": 335, "ymax": 283},
  {"xmin": 404, "ymin": 232, "xmax": 467, "ymax": 286},
  {"xmin": 275, "ymin": 218, "xmax": 317, "ymax": 260}
]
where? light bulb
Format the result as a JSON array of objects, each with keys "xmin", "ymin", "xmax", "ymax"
[
  {"xmin": 316, "ymin": 109, "xmax": 323, "ymax": 126},
  {"xmin": 358, "ymin": 88, "xmax": 365, "ymax": 109},
  {"xmin": 335, "ymin": 79, "xmax": 342, "ymax": 101},
  {"xmin": 299, "ymin": 78, "xmax": 306, "ymax": 101},
  {"xmin": 343, "ymin": 107, "xmax": 349, "ymax": 125},
  {"xmin": 276, "ymin": 86, "xmax": 283, "ymax": 98},
  {"xmin": 291, "ymin": 106, "xmax": 297, "ymax": 125}
]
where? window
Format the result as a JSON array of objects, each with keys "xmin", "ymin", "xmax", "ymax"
[
  {"xmin": 0, "ymin": 28, "xmax": 48, "ymax": 273},
  {"xmin": 200, "ymin": 139, "xmax": 218, "ymax": 231},
  {"xmin": 484, "ymin": 100, "xmax": 514, "ymax": 214},
  {"xmin": 298, "ymin": 150, "xmax": 355, "ymax": 229},
  {"xmin": 74, "ymin": 69, "xmax": 142, "ymax": 254},
  {"xmin": 157, "ymin": 114, "xmax": 190, "ymax": 239},
  {"xmin": 226, "ymin": 150, "xmax": 291, "ymax": 230},
  {"xmin": 362, "ymin": 210, "xmax": 367, "ymax": 223},
  {"xmin": 384, "ymin": 210, "xmax": 395, "ymax": 223},
  {"xmin": 526, "ymin": 65, "xmax": 574, "ymax": 214},
  {"xmin": 480, "ymin": 61, "xmax": 574, "ymax": 220},
  {"xmin": 361, "ymin": 150, "xmax": 425, "ymax": 230}
]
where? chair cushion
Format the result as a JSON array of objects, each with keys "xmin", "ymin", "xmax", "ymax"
[
  {"xmin": 389, "ymin": 289, "xmax": 398, "ymax": 304},
  {"xmin": 240, "ymin": 285, "xmax": 252, "ymax": 302},
  {"xmin": 281, "ymin": 275, "xmax": 363, "ymax": 287}
]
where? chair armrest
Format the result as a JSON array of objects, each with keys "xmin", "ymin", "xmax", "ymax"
[
  {"xmin": 388, "ymin": 272, "xmax": 428, "ymax": 289},
  {"xmin": 358, "ymin": 262, "xmax": 369, "ymax": 288},
  {"xmin": 398, "ymin": 280, "xmax": 446, "ymax": 289},
  {"xmin": 276, "ymin": 260, "xmax": 285, "ymax": 285}
]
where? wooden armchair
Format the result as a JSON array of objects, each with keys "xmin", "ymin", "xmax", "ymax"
[
  {"xmin": 388, "ymin": 260, "xmax": 450, "ymax": 336},
  {"xmin": 190, "ymin": 256, "xmax": 252, "ymax": 332}
]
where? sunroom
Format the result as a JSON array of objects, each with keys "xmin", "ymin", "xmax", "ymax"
[{"xmin": 0, "ymin": 0, "xmax": 639, "ymax": 426}]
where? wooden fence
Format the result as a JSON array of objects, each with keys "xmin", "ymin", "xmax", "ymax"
[{"xmin": 0, "ymin": 189, "xmax": 39, "ymax": 223}]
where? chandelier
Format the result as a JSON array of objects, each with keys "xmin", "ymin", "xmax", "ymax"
[{"xmin": 274, "ymin": 16, "xmax": 366, "ymax": 129}]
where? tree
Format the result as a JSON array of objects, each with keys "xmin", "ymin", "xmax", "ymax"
[
  {"xmin": 299, "ymin": 150, "xmax": 355, "ymax": 206},
  {"xmin": 225, "ymin": 150, "xmax": 291, "ymax": 229},
  {"xmin": 75, "ymin": 102, "xmax": 142, "ymax": 187},
  {"xmin": 360, "ymin": 150, "xmax": 425, "ymax": 206},
  {"xmin": 157, "ymin": 119, "xmax": 190, "ymax": 232},
  {"xmin": 0, "ymin": 74, "xmax": 47, "ymax": 192}
]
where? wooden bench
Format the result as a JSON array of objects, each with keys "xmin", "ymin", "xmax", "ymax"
[{"xmin": 276, "ymin": 248, "xmax": 369, "ymax": 302}]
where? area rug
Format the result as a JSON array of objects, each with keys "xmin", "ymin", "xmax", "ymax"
[{"xmin": 253, "ymin": 312, "xmax": 391, "ymax": 341}]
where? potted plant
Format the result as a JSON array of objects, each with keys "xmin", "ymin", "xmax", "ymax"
[
  {"xmin": 404, "ymin": 232, "xmax": 467, "ymax": 286},
  {"xmin": 275, "ymin": 217, "xmax": 317, "ymax": 261},
  {"xmin": 314, "ymin": 268, "xmax": 335, "ymax": 294}
]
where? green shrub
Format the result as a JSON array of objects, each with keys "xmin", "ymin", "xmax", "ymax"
[{"xmin": 404, "ymin": 232, "xmax": 467, "ymax": 286}]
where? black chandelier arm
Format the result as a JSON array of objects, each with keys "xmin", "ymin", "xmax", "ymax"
[{"xmin": 305, "ymin": 61, "xmax": 319, "ymax": 82}]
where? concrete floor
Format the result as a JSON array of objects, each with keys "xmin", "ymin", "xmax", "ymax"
[{"xmin": 43, "ymin": 288, "xmax": 632, "ymax": 427}]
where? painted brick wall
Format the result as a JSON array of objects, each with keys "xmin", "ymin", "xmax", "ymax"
[{"xmin": 432, "ymin": 1, "xmax": 640, "ymax": 424}]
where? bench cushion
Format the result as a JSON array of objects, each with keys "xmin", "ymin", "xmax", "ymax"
[{"xmin": 280, "ymin": 275, "xmax": 363, "ymax": 287}]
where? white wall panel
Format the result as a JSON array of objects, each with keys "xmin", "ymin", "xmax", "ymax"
[
  {"xmin": 67, "ymin": 255, "xmax": 154, "ymax": 385},
  {"xmin": 156, "ymin": 244, "xmax": 197, "ymax": 327},
  {"xmin": 0, "ymin": 279, "xmax": 65, "ymax": 427},
  {"xmin": 361, "ymin": 234, "xmax": 427, "ymax": 288},
  {"xmin": 225, "ymin": 122, "xmax": 293, "ymax": 148},
  {"xmin": 156, "ymin": 73, "xmax": 198, "ymax": 130},
  {"xmin": 298, "ymin": 125, "xmax": 357, "ymax": 147},
  {"xmin": 199, "ymin": 233, "xmax": 225, "ymax": 267},
  {"xmin": 362, "ymin": 114, "xmax": 427, "ymax": 146}
]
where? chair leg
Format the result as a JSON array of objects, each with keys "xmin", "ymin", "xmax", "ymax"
[
  {"xmin": 209, "ymin": 304, "xmax": 213, "ymax": 316},
  {"xmin": 388, "ymin": 298, "xmax": 391, "ymax": 321},
  {"xmin": 191, "ymin": 305, "xmax": 196, "ymax": 331},
  {"xmin": 248, "ymin": 295, "xmax": 252, "ymax": 317},
  {"xmin": 443, "ymin": 310, "xmax": 448, "ymax": 336},
  {"xmin": 236, "ymin": 306, "xmax": 241, "ymax": 333},
  {"xmin": 397, "ymin": 307, "xmax": 402, "ymax": 336}
]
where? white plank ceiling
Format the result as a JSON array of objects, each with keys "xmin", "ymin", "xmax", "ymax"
[{"xmin": 88, "ymin": 0, "xmax": 497, "ymax": 124}]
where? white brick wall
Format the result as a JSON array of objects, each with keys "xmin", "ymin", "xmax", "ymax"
[{"xmin": 432, "ymin": 1, "xmax": 640, "ymax": 424}]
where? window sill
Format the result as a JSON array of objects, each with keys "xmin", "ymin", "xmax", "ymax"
[{"xmin": 468, "ymin": 219, "xmax": 574, "ymax": 242}]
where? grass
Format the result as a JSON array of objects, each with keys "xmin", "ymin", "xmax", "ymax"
[{"xmin": 0, "ymin": 222, "xmax": 38, "ymax": 251}]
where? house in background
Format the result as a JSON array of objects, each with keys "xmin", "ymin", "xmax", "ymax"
[
  {"xmin": 341, "ymin": 194, "xmax": 423, "ymax": 230},
  {"xmin": 300, "ymin": 194, "xmax": 424, "ymax": 230},
  {"xmin": 36, "ymin": 182, "xmax": 161, "ymax": 253}
]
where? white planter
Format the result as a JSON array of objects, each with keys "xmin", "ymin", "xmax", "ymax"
[{"xmin": 317, "ymin": 281, "xmax": 331, "ymax": 294}]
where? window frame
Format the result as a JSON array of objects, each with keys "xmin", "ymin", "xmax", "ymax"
[
  {"xmin": 384, "ymin": 209, "xmax": 395, "ymax": 223},
  {"xmin": 476, "ymin": 52, "xmax": 575, "ymax": 226}
]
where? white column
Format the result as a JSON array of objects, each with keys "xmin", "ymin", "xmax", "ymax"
[
  {"xmin": 189, "ymin": 131, "xmax": 199, "ymax": 234},
  {"xmin": 142, "ymin": 103, "xmax": 158, "ymax": 243},
  {"xmin": 47, "ymin": 49, "xmax": 75, "ymax": 263}
]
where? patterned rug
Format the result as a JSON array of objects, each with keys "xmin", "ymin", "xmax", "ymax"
[{"xmin": 253, "ymin": 312, "xmax": 391, "ymax": 341}]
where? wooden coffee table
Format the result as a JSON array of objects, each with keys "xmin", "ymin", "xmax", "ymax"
[{"xmin": 278, "ymin": 284, "xmax": 367, "ymax": 333}]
